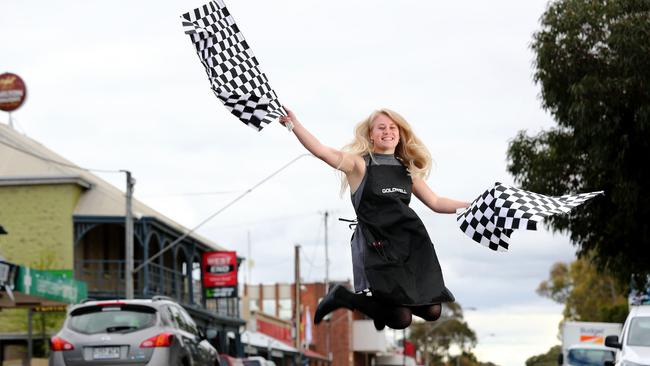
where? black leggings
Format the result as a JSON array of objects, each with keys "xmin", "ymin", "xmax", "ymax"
[
  {"xmin": 381, "ymin": 303, "xmax": 442, "ymax": 329},
  {"xmin": 347, "ymin": 292, "xmax": 442, "ymax": 329}
]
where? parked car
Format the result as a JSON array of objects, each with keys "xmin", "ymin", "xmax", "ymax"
[
  {"xmin": 605, "ymin": 304, "xmax": 650, "ymax": 366},
  {"xmin": 49, "ymin": 297, "xmax": 219, "ymax": 366},
  {"xmin": 219, "ymin": 354, "xmax": 244, "ymax": 366},
  {"xmin": 218, "ymin": 355, "xmax": 276, "ymax": 366},
  {"xmin": 243, "ymin": 356, "xmax": 276, "ymax": 366}
]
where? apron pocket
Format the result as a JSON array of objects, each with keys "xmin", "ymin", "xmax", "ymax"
[{"xmin": 360, "ymin": 223, "xmax": 398, "ymax": 262}]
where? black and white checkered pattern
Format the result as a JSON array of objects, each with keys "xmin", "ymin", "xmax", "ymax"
[
  {"xmin": 457, "ymin": 182, "xmax": 603, "ymax": 251},
  {"xmin": 181, "ymin": 1, "xmax": 286, "ymax": 131},
  {"xmin": 457, "ymin": 186, "xmax": 513, "ymax": 252}
]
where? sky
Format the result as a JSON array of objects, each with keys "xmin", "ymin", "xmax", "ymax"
[{"xmin": 1, "ymin": 0, "xmax": 575, "ymax": 364}]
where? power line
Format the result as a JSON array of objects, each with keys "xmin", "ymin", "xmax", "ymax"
[
  {"xmin": 2, "ymin": 131, "xmax": 325, "ymax": 282},
  {"xmin": 140, "ymin": 190, "xmax": 240, "ymax": 198},
  {"xmin": 209, "ymin": 210, "xmax": 319, "ymax": 230},
  {"xmin": 304, "ymin": 216, "xmax": 324, "ymax": 280},
  {"xmin": 0, "ymin": 136, "xmax": 121, "ymax": 174},
  {"xmin": 134, "ymin": 153, "xmax": 316, "ymax": 273}
]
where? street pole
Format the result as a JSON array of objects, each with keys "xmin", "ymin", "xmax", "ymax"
[
  {"xmin": 27, "ymin": 307, "xmax": 33, "ymax": 364},
  {"xmin": 294, "ymin": 245, "xmax": 301, "ymax": 351},
  {"xmin": 295, "ymin": 245, "xmax": 304, "ymax": 365},
  {"xmin": 124, "ymin": 170, "xmax": 135, "ymax": 299},
  {"xmin": 247, "ymin": 230, "xmax": 252, "ymax": 284},
  {"xmin": 423, "ymin": 316, "xmax": 454, "ymax": 366},
  {"xmin": 403, "ymin": 329, "xmax": 406, "ymax": 366},
  {"xmin": 324, "ymin": 211, "xmax": 329, "ymax": 292},
  {"xmin": 324, "ymin": 211, "xmax": 332, "ymax": 361}
]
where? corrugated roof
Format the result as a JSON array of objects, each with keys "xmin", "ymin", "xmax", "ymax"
[{"xmin": 0, "ymin": 121, "xmax": 226, "ymax": 251}]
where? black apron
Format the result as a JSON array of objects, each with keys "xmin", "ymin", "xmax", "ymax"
[{"xmin": 355, "ymin": 161, "xmax": 455, "ymax": 306}]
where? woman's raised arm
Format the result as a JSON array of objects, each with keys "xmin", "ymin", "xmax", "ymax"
[
  {"xmin": 280, "ymin": 107, "xmax": 360, "ymax": 174},
  {"xmin": 412, "ymin": 177, "xmax": 470, "ymax": 214}
]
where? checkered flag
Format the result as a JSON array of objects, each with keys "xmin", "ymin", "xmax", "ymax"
[
  {"xmin": 457, "ymin": 182, "xmax": 603, "ymax": 251},
  {"xmin": 181, "ymin": 1, "xmax": 286, "ymax": 131},
  {"xmin": 457, "ymin": 186, "xmax": 514, "ymax": 251}
]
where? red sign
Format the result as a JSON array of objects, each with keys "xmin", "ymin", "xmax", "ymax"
[
  {"xmin": 202, "ymin": 251, "xmax": 237, "ymax": 297},
  {"xmin": 403, "ymin": 340, "xmax": 416, "ymax": 357},
  {"xmin": 0, "ymin": 73, "xmax": 27, "ymax": 112}
]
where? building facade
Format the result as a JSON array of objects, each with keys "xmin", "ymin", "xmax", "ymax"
[
  {"xmin": 243, "ymin": 282, "xmax": 387, "ymax": 366},
  {"xmin": 0, "ymin": 122, "xmax": 245, "ymax": 361}
]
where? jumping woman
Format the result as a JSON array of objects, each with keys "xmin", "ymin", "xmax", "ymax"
[{"xmin": 279, "ymin": 107, "xmax": 469, "ymax": 330}]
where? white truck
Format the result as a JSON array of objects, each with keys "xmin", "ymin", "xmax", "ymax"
[
  {"xmin": 605, "ymin": 303, "xmax": 650, "ymax": 366},
  {"xmin": 558, "ymin": 321, "xmax": 622, "ymax": 366}
]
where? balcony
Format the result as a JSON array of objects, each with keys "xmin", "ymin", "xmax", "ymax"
[
  {"xmin": 75, "ymin": 259, "xmax": 183, "ymax": 300},
  {"xmin": 75, "ymin": 259, "xmax": 238, "ymax": 320}
]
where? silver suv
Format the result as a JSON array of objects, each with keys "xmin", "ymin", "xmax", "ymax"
[{"xmin": 49, "ymin": 297, "xmax": 219, "ymax": 366}]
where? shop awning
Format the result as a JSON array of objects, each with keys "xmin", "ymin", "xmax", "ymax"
[
  {"xmin": 240, "ymin": 330, "xmax": 297, "ymax": 354},
  {"xmin": 237, "ymin": 330, "xmax": 329, "ymax": 361}
]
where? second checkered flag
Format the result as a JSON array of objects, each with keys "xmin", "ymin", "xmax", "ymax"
[
  {"xmin": 457, "ymin": 182, "xmax": 603, "ymax": 251},
  {"xmin": 181, "ymin": 1, "xmax": 286, "ymax": 131}
]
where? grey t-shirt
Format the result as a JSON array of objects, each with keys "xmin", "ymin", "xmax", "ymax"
[{"xmin": 350, "ymin": 154, "xmax": 403, "ymax": 292}]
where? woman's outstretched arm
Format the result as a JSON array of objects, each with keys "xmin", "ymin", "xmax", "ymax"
[
  {"xmin": 280, "ymin": 106, "xmax": 360, "ymax": 174},
  {"xmin": 412, "ymin": 177, "xmax": 470, "ymax": 214}
]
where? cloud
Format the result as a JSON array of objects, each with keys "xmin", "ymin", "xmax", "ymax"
[
  {"xmin": 465, "ymin": 302, "xmax": 563, "ymax": 366},
  {"xmin": 1, "ymin": 1, "xmax": 574, "ymax": 365}
]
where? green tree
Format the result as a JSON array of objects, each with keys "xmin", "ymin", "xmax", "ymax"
[
  {"xmin": 409, "ymin": 303, "xmax": 478, "ymax": 365},
  {"xmin": 537, "ymin": 257, "xmax": 628, "ymax": 323},
  {"xmin": 455, "ymin": 351, "xmax": 500, "ymax": 366},
  {"xmin": 528, "ymin": 257, "xmax": 627, "ymax": 366},
  {"xmin": 507, "ymin": 0, "xmax": 650, "ymax": 287},
  {"xmin": 526, "ymin": 345, "xmax": 562, "ymax": 366}
]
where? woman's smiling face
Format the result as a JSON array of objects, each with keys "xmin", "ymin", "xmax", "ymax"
[{"xmin": 369, "ymin": 113, "xmax": 400, "ymax": 154}]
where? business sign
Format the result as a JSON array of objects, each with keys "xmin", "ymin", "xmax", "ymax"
[
  {"xmin": 202, "ymin": 251, "xmax": 237, "ymax": 298},
  {"xmin": 15, "ymin": 266, "xmax": 87, "ymax": 304},
  {"xmin": 0, "ymin": 73, "xmax": 27, "ymax": 112}
]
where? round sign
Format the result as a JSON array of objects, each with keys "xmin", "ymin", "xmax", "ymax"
[{"xmin": 0, "ymin": 73, "xmax": 27, "ymax": 112}]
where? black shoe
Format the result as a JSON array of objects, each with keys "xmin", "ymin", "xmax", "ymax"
[
  {"xmin": 373, "ymin": 318, "xmax": 385, "ymax": 331},
  {"xmin": 314, "ymin": 285, "xmax": 351, "ymax": 324}
]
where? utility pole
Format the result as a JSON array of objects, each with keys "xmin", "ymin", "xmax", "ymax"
[
  {"xmin": 324, "ymin": 211, "xmax": 329, "ymax": 292},
  {"xmin": 294, "ymin": 245, "xmax": 301, "ymax": 352},
  {"xmin": 247, "ymin": 230, "xmax": 252, "ymax": 284},
  {"xmin": 323, "ymin": 211, "xmax": 331, "ymax": 361},
  {"xmin": 124, "ymin": 171, "xmax": 135, "ymax": 299}
]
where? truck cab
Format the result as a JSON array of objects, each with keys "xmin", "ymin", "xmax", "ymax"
[
  {"xmin": 559, "ymin": 321, "xmax": 622, "ymax": 366},
  {"xmin": 560, "ymin": 344, "xmax": 616, "ymax": 366},
  {"xmin": 605, "ymin": 304, "xmax": 650, "ymax": 366}
]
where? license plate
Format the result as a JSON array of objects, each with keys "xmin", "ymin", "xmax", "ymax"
[{"xmin": 93, "ymin": 346, "xmax": 121, "ymax": 359}]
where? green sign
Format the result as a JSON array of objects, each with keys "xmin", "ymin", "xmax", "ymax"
[
  {"xmin": 205, "ymin": 286, "xmax": 237, "ymax": 299},
  {"xmin": 15, "ymin": 266, "xmax": 87, "ymax": 304}
]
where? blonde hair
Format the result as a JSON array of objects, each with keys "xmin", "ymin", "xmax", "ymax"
[{"xmin": 340, "ymin": 108, "xmax": 432, "ymax": 195}]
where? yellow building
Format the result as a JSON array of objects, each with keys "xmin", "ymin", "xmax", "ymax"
[{"xmin": 0, "ymin": 121, "xmax": 245, "ymax": 361}]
